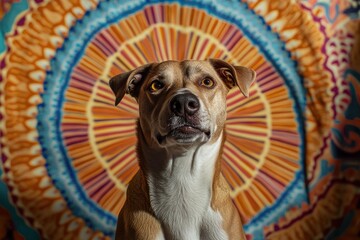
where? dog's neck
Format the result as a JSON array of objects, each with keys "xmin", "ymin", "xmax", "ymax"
[{"xmin": 136, "ymin": 123, "xmax": 226, "ymax": 239}]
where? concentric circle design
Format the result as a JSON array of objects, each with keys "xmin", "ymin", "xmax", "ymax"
[
  {"xmin": 32, "ymin": 1, "xmax": 307, "ymax": 235},
  {"xmin": 1, "ymin": 0, "xmax": 358, "ymax": 239}
]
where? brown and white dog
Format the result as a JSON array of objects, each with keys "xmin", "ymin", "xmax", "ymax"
[{"xmin": 109, "ymin": 59, "xmax": 256, "ymax": 240}]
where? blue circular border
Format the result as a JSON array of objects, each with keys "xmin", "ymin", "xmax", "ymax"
[{"xmin": 37, "ymin": 0, "xmax": 307, "ymax": 238}]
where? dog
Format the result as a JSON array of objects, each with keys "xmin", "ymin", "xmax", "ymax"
[{"xmin": 109, "ymin": 59, "xmax": 256, "ymax": 240}]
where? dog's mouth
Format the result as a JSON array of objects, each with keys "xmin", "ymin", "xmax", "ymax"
[{"xmin": 156, "ymin": 124, "xmax": 211, "ymax": 145}]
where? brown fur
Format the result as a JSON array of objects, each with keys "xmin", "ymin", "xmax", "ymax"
[{"xmin": 110, "ymin": 59, "xmax": 256, "ymax": 239}]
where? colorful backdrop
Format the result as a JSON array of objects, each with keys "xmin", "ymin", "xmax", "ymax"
[{"xmin": 1, "ymin": 0, "xmax": 359, "ymax": 239}]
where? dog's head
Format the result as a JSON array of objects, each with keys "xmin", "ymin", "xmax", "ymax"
[{"xmin": 109, "ymin": 59, "xmax": 255, "ymax": 149}]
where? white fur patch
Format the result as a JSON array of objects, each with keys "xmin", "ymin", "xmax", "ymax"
[{"xmin": 146, "ymin": 134, "xmax": 228, "ymax": 239}]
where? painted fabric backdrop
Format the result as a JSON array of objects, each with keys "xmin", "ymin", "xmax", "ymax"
[{"xmin": 0, "ymin": 0, "xmax": 359, "ymax": 239}]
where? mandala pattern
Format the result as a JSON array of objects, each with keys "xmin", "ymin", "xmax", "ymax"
[{"xmin": 0, "ymin": 0, "xmax": 359, "ymax": 239}]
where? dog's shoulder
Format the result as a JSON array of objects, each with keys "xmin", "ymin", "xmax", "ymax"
[
  {"xmin": 116, "ymin": 207, "xmax": 163, "ymax": 240},
  {"xmin": 211, "ymin": 174, "xmax": 245, "ymax": 240},
  {"xmin": 116, "ymin": 172, "xmax": 163, "ymax": 240}
]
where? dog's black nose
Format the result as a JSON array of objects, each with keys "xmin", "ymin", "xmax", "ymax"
[{"xmin": 170, "ymin": 93, "xmax": 200, "ymax": 116}]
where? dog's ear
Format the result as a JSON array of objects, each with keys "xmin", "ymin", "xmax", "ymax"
[
  {"xmin": 109, "ymin": 63, "xmax": 154, "ymax": 106},
  {"xmin": 209, "ymin": 59, "xmax": 256, "ymax": 97}
]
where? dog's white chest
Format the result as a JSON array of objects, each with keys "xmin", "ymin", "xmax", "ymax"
[
  {"xmin": 155, "ymin": 207, "xmax": 226, "ymax": 240},
  {"xmin": 147, "ymin": 137, "xmax": 228, "ymax": 240}
]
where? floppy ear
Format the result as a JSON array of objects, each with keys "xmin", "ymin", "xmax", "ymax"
[
  {"xmin": 109, "ymin": 63, "xmax": 154, "ymax": 106},
  {"xmin": 208, "ymin": 59, "xmax": 256, "ymax": 97}
]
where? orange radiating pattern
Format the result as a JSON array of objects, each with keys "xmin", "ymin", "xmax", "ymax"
[
  {"xmin": 58, "ymin": 4, "xmax": 301, "ymax": 220},
  {"xmin": 10, "ymin": 1, "xmax": 359, "ymax": 238}
]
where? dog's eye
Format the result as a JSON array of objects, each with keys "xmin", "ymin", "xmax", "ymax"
[
  {"xmin": 149, "ymin": 80, "xmax": 164, "ymax": 92},
  {"xmin": 200, "ymin": 78, "xmax": 215, "ymax": 88}
]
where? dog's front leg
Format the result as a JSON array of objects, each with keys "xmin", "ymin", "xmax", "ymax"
[
  {"xmin": 116, "ymin": 209, "xmax": 163, "ymax": 240},
  {"xmin": 115, "ymin": 172, "xmax": 164, "ymax": 240}
]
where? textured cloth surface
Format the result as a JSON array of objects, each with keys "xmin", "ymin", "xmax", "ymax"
[{"xmin": 0, "ymin": 0, "xmax": 359, "ymax": 239}]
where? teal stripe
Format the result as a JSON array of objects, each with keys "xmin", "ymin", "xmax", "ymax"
[
  {"xmin": 1, "ymin": 1, "xmax": 38, "ymax": 238},
  {"xmin": 0, "ymin": 0, "xmax": 29, "ymax": 53},
  {"xmin": 325, "ymin": 211, "xmax": 355, "ymax": 239},
  {"xmin": 0, "ymin": 168, "xmax": 40, "ymax": 239}
]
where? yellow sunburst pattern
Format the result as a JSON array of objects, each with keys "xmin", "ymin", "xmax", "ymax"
[{"xmin": 0, "ymin": 0, "xmax": 359, "ymax": 239}]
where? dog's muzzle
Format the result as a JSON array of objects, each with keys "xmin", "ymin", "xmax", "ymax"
[
  {"xmin": 156, "ymin": 91, "xmax": 211, "ymax": 145},
  {"xmin": 170, "ymin": 92, "xmax": 200, "ymax": 117}
]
